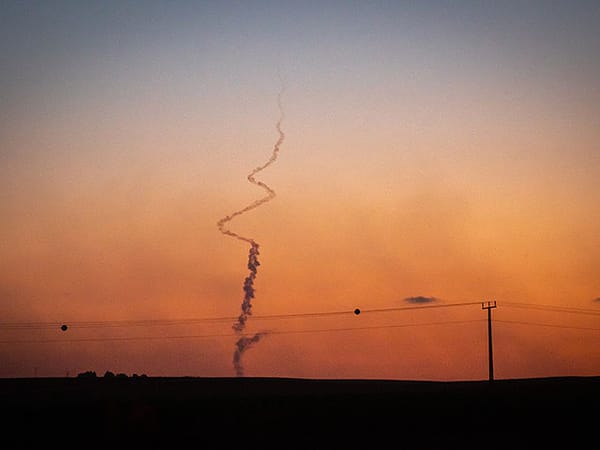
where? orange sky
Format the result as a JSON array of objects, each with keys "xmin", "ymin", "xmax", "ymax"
[{"xmin": 1, "ymin": 1, "xmax": 599, "ymax": 379}]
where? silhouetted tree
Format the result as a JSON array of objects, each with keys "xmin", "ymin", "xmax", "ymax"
[
  {"xmin": 104, "ymin": 371, "xmax": 115, "ymax": 378},
  {"xmin": 77, "ymin": 371, "xmax": 96, "ymax": 378}
]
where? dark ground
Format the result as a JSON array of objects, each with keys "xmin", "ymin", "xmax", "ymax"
[{"xmin": 1, "ymin": 376, "xmax": 598, "ymax": 449}]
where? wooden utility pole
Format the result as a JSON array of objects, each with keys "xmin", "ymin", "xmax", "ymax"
[{"xmin": 482, "ymin": 301, "xmax": 497, "ymax": 381}]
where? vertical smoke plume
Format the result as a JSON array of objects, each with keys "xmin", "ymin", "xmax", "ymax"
[{"xmin": 217, "ymin": 79, "xmax": 285, "ymax": 377}]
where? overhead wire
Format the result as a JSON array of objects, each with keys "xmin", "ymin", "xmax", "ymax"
[
  {"xmin": 0, "ymin": 301, "xmax": 484, "ymax": 330},
  {"xmin": 501, "ymin": 301, "xmax": 600, "ymax": 316},
  {"xmin": 495, "ymin": 319, "xmax": 600, "ymax": 332},
  {"xmin": 2, "ymin": 300, "xmax": 598, "ymax": 344},
  {"xmin": 496, "ymin": 301, "xmax": 600, "ymax": 332},
  {"xmin": 0, "ymin": 319, "xmax": 485, "ymax": 344}
]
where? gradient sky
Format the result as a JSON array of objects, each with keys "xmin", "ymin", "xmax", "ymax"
[{"xmin": 1, "ymin": 1, "xmax": 599, "ymax": 379}]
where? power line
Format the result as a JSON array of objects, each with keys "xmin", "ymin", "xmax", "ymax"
[
  {"xmin": 502, "ymin": 301, "xmax": 600, "ymax": 316},
  {"xmin": 269, "ymin": 318, "xmax": 484, "ymax": 336},
  {"xmin": 495, "ymin": 319, "xmax": 600, "ymax": 332},
  {"xmin": 0, "ymin": 318, "xmax": 237, "ymax": 330},
  {"xmin": 3, "ymin": 301, "xmax": 597, "ymax": 331},
  {"xmin": 0, "ymin": 319, "xmax": 485, "ymax": 344},
  {"xmin": 0, "ymin": 301, "xmax": 483, "ymax": 330},
  {"xmin": 3, "ymin": 312, "xmax": 597, "ymax": 350},
  {"xmin": 356, "ymin": 301, "xmax": 483, "ymax": 314}
]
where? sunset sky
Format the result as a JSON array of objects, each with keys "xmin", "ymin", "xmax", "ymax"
[{"xmin": 1, "ymin": 1, "xmax": 599, "ymax": 379}]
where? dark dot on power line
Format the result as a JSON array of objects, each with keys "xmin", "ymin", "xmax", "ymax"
[
  {"xmin": 354, "ymin": 308, "xmax": 361, "ymax": 315},
  {"xmin": 60, "ymin": 324, "xmax": 68, "ymax": 331}
]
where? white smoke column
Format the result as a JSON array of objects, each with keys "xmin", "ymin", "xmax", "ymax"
[{"xmin": 217, "ymin": 81, "xmax": 285, "ymax": 377}]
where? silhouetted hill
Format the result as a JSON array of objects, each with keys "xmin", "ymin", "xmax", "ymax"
[{"xmin": 2, "ymin": 376, "xmax": 598, "ymax": 449}]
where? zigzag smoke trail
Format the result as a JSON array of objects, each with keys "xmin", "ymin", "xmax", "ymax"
[{"xmin": 217, "ymin": 85, "xmax": 285, "ymax": 377}]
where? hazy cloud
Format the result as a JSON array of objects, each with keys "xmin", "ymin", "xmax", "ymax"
[
  {"xmin": 593, "ymin": 297, "xmax": 600, "ymax": 303},
  {"xmin": 404, "ymin": 296, "xmax": 438, "ymax": 304}
]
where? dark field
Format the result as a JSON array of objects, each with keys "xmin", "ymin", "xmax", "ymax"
[{"xmin": 2, "ymin": 376, "xmax": 598, "ymax": 449}]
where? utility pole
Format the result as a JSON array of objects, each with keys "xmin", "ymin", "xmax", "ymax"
[{"xmin": 482, "ymin": 301, "xmax": 497, "ymax": 382}]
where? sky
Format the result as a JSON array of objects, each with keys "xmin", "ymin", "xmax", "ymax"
[{"xmin": 1, "ymin": 0, "xmax": 599, "ymax": 379}]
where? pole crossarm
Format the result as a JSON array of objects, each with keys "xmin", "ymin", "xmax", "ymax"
[{"xmin": 481, "ymin": 301, "xmax": 497, "ymax": 310}]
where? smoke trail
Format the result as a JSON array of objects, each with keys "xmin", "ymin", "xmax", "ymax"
[{"xmin": 217, "ymin": 80, "xmax": 285, "ymax": 377}]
